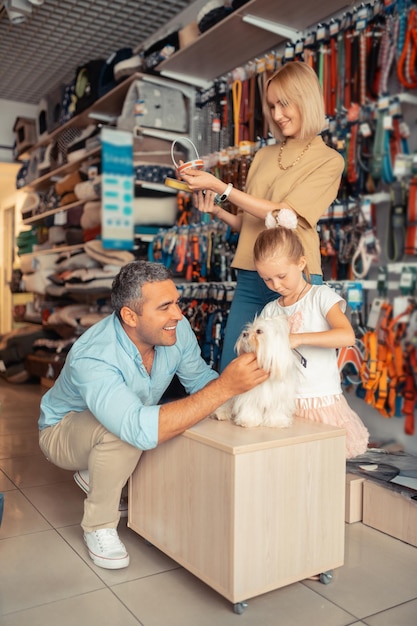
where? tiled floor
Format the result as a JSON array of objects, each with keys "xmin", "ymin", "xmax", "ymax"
[{"xmin": 1, "ymin": 381, "xmax": 417, "ymax": 626}]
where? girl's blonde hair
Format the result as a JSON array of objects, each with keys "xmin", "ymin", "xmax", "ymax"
[
  {"xmin": 264, "ymin": 61, "xmax": 325, "ymax": 141},
  {"xmin": 254, "ymin": 226, "xmax": 310, "ymax": 281}
]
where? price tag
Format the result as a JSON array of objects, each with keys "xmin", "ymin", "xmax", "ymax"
[
  {"xmin": 399, "ymin": 121, "xmax": 410, "ymax": 138},
  {"xmin": 53, "ymin": 211, "xmax": 67, "ymax": 226},
  {"xmin": 378, "ymin": 96, "xmax": 390, "ymax": 110},
  {"xmin": 256, "ymin": 57, "xmax": 266, "ymax": 73},
  {"xmin": 399, "ymin": 267, "xmax": 416, "ymax": 294},
  {"xmin": 316, "ymin": 23, "xmax": 328, "ymax": 42},
  {"xmin": 393, "ymin": 295, "xmax": 410, "ymax": 320},
  {"xmin": 329, "ymin": 19, "xmax": 340, "ymax": 37},
  {"xmin": 393, "ymin": 154, "xmax": 412, "ymax": 179},
  {"xmin": 367, "ymin": 298, "xmax": 386, "ymax": 329},
  {"xmin": 295, "ymin": 39, "xmax": 305, "ymax": 55},
  {"xmin": 304, "ymin": 32, "xmax": 316, "ymax": 48},
  {"xmin": 360, "ymin": 122, "xmax": 372, "ymax": 137},
  {"xmin": 346, "ymin": 282, "xmax": 364, "ymax": 311},
  {"xmin": 212, "ymin": 117, "xmax": 221, "ymax": 133},
  {"xmin": 383, "ymin": 114, "xmax": 393, "ymax": 130},
  {"xmin": 284, "ymin": 43, "xmax": 295, "ymax": 60},
  {"xmin": 218, "ymin": 149, "xmax": 229, "ymax": 164},
  {"xmin": 389, "ymin": 99, "xmax": 401, "ymax": 117}
]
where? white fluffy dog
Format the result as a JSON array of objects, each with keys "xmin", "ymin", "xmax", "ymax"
[{"xmin": 212, "ymin": 315, "xmax": 297, "ymax": 428}]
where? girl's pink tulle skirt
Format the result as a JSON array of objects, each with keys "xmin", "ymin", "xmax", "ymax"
[{"xmin": 295, "ymin": 394, "xmax": 369, "ymax": 459}]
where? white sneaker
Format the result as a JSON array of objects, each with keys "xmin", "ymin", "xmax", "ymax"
[
  {"xmin": 73, "ymin": 470, "xmax": 128, "ymax": 517},
  {"xmin": 84, "ymin": 528, "xmax": 129, "ymax": 569}
]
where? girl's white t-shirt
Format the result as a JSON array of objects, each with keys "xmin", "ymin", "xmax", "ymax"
[{"xmin": 260, "ymin": 284, "xmax": 345, "ymax": 398}]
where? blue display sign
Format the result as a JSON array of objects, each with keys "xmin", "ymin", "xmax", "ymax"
[{"xmin": 101, "ymin": 127, "xmax": 134, "ymax": 250}]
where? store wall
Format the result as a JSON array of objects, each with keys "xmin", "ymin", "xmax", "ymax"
[
  {"xmin": 0, "ymin": 163, "xmax": 22, "ymax": 333},
  {"xmin": 0, "ymin": 100, "xmax": 37, "ymax": 332}
]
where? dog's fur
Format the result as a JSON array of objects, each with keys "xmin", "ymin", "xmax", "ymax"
[{"xmin": 213, "ymin": 316, "xmax": 297, "ymax": 428}]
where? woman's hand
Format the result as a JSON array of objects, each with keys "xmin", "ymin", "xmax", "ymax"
[
  {"xmin": 180, "ymin": 165, "xmax": 243, "ymax": 232},
  {"xmin": 179, "ymin": 167, "xmax": 222, "ymax": 193},
  {"xmin": 194, "ymin": 190, "xmax": 219, "ymax": 217}
]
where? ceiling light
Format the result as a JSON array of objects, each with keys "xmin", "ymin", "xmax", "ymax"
[{"xmin": 5, "ymin": 0, "xmax": 33, "ymax": 24}]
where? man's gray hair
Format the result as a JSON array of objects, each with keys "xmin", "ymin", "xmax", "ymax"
[{"xmin": 111, "ymin": 261, "xmax": 171, "ymax": 318}]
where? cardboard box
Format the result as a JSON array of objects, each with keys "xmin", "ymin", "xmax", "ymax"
[
  {"xmin": 362, "ymin": 480, "xmax": 417, "ymax": 547},
  {"xmin": 345, "ymin": 473, "xmax": 365, "ymax": 523},
  {"xmin": 179, "ymin": 21, "xmax": 200, "ymax": 49},
  {"xmin": 13, "ymin": 116, "xmax": 37, "ymax": 156}
]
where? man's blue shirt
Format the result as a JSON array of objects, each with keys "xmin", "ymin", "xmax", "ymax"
[{"xmin": 39, "ymin": 313, "xmax": 218, "ymax": 450}]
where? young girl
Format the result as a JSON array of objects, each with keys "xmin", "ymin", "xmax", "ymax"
[{"xmin": 253, "ymin": 214, "xmax": 369, "ymax": 459}]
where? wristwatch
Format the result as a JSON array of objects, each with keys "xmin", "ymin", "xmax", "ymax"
[{"xmin": 215, "ymin": 182, "xmax": 233, "ymax": 205}]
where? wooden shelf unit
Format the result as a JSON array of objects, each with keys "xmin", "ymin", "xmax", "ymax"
[
  {"xmin": 32, "ymin": 73, "xmax": 142, "ymax": 149},
  {"xmin": 158, "ymin": 0, "xmax": 351, "ymax": 83},
  {"xmin": 19, "ymin": 243, "xmax": 84, "ymax": 260},
  {"xmin": 23, "ymin": 147, "xmax": 101, "ymax": 193},
  {"xmin": 22, "ymin": 199, "xmax": 86, "ymax": 226}
]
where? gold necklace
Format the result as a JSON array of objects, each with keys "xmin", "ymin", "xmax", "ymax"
[{"xmin": 278, "ymin": 140, "xmax": 312, "ymax": 170}]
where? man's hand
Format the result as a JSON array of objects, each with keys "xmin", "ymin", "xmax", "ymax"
[
  {"xmin": 158, "ymin": 352, "xmax": 269, "ymax": 444},
  {"xmin": 218, "ymin": 352, "xmax": 270, "ymax": 397}
]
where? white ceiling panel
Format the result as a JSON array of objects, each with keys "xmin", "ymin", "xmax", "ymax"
[{"xmin": 0, "ymin": 0, "xmax": 197, "ymax": 104}]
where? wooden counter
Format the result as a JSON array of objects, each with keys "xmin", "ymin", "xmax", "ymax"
[{"xmin": 128, "ymin": 417, "xmax": 346, "ymax": 606}]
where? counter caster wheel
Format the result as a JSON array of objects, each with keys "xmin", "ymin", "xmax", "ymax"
[
  {"xmin": 319, "ymin": 570, "xmax": 333, "ymax": 585},
  {"xmin": 233, "ymin": 602, "xmax": 248, "ymax": 614}
]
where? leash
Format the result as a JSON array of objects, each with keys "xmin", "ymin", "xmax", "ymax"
[
  {"xmin": 371, "ymin": 99, "xmax": 388, "ymax": 183},
  {"xmin": 378, "ymin": 13, "xmax": 398, "ymax": 95},
  {"xmin": 403, "ymin": 344, "xmax": 417, "ymax": 435},
  {"xmin": 359, "ymin": 28, "xmax": 368, "ymax": 106},
  {"xmin": 336, "ymin": 26, "xmax": 345, "ymax": 111},
  {"xmin": 346, "ymin": 103, "xmax": 360, "ymax": 186},
  {"xmin": 351, "ymin": 228, "xmax": 381, "ymax": 279},
  {"xmin": 405, "ymin": 177, "xmax": 417, "ymax": 255},
  {"xmin": 360, "ymin": 301, "xmax": 393, "ymax": 416},
  {"xmin": 232, "ymin": 79, "xmax": 242, "ymax": 147},
  {"xmin": 397, "ymin": 6, "xmax": 417, "ymax": 88},
  {"xmin": 386, "ymin": 180, "xmax": 407, "ymax": 261}
]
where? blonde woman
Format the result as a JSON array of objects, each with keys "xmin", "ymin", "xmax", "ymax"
[{"xmin": 181, "ymin": 61, "xmax": 344, "ymax": 370}]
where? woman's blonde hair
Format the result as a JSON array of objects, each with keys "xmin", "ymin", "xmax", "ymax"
[
  {"xmin": 264, "ymin": 61, "xmax": 325, "ymax": 141},
  {"xmin": 254, "ymin": 226, "xmax": 310, "ymax": 281}
]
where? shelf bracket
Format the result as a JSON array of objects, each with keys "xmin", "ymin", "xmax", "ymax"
[
  {"xmin": 159, "ymin": 70, "xmax": 212, "ymax": 90},
  {"xmin": 242, "ymin": 14, "xmax": 300, "ymax": 42}
]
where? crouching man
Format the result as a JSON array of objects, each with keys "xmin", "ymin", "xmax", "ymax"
[{"xmin": 39, "ymin": 261, "xmax": 268, "ymax": 569}]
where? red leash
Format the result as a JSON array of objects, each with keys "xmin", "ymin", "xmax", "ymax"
[{"xmin": 398, "ymin": 7, "xmax": 417, "ymax": 88}]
